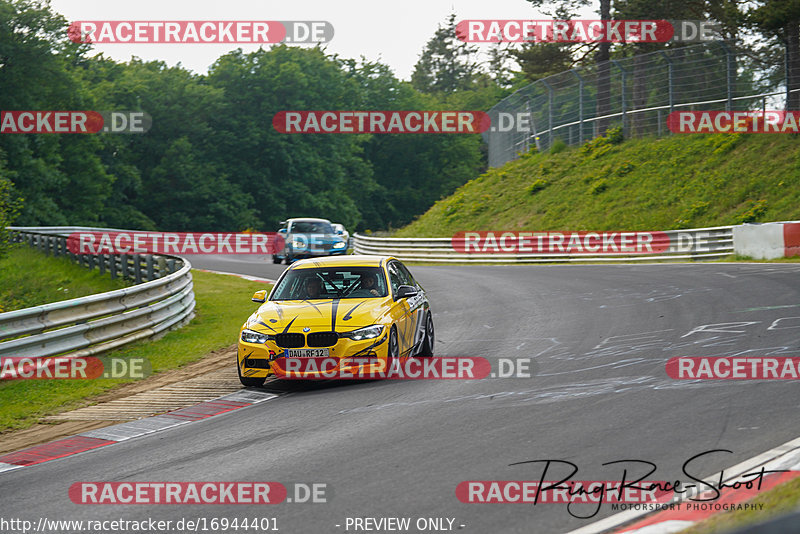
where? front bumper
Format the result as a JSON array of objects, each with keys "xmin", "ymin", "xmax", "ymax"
[{"xmin": 238, "ymin": 332, "xmax": 388, "ymax": 379}]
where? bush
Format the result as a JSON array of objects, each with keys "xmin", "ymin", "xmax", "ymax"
[
  {"xmin": 735, "ymin": 199, "xmax": 768, "ymax": 224},
  {"xmin": 526, "ymin": 179, "xmax": 549, "ymax": 194},
  {"xmin": 550, "ymin": 139, "xmax": 567, "ymax": 154},
  {"xmin": 589, "ymin": 179, "xmax": 609, "ymax": 195}
]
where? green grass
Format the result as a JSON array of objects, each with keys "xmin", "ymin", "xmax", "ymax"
[
  {"xmin": 681, "ymin": 476, "xmax": 800, "ymax": 533},
  {"xmin": 396, "ymin": 133, "xmax": 800, "ymax": 237},
  {"xmin": 0, "ymin": 245, "xmax": 131, "ymax": 312},
  {"xmin": 0, "ymin": 270, "xmax": 270, "ymax": 432}
]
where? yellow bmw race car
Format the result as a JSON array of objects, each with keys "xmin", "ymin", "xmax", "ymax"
[{"xmin": 237, "ymin": 255, "xmax": 434, "ymax": 386}]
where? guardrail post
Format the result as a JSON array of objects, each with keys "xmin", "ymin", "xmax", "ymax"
[
  {"xmin": 133, "ymin": 254, "xmax": 142, "ymax": 284},
  {"xmin": 109, "ymin": 254, "xmax": 118, "ymax": 279},
  {"xmin": 166, "ymin": 258, "xmax": 176, "ymax": 274},
  {"xmin": 145, "ymin": 255, "xmax": 155, "ymax": 281}
]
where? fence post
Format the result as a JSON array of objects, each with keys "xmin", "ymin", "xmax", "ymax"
[
  {"xmin": 660, "ymin": 51, "xmax": 674, "ymax": 116},
  {"xmin": 720, "ymin": 42, "xmax": 735, "ymax": 111},
  {"xmin": 539, "ymin": 79, "xmax": 554, "ymax": 150},
  {"xmin": 570, "ymin": 69, "xmax": 584, "ymax": 144},
  {"xmin": 611, "ymin": 60, "xmax": 628, "ymax": 136}
]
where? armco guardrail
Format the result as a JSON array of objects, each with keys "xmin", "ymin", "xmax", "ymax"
[
  {"xmin": 0, "ymin": 227, "xmax": 195, "ymax": 359},
  {"xmin": 353, "ymin": 225, "xmax": 735, "ymax": 263}
]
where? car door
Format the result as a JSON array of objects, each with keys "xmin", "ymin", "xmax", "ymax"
[
  {"xmin": 387, "ymin": 261, "xmax": 413, "ymax": 355},
  {"xmin": 396, "ymin": 262, "xmax": 426, "ymax": 352}
]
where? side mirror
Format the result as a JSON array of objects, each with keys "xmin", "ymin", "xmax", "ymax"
[
  {"xmin": 395, "ymin": 285, "xmax": 418, "ymax": 300},
  {"xmin": 336, "ymin": 229, "xmax": 344, "ymax": 235},
  {"xmin": 251, "ymin": 290, "xmax": 267, "ymax": 303},
  {"xmin": 278, "ymin": 228, "xmax": 287, "ymax": 235}
]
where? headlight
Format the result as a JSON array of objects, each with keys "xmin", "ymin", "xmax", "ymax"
[
  {"xmin": 291, "ymin": 239, "xmax": 306, "ymax": 249},
  {"xmin": 340, "ymin": 325, "xmax": 384, "ymax": 341},
  {"xmin": 241, "ymin": 329, "xmax": 270, "ymax": 344},
  {"xmin": 332, "ymin": 242, "xmax": 346, "ymax": 249}
]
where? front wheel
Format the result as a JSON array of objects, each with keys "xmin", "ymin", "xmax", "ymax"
[
  {"xmin": 238, "ymin": 359, "xmax": 266, "ymax": 387},
  {"xmin": 418, "ymin": 313, "xmax": 434, "ymax": 357},
  {"xmin": 384, "ymin": 327, "xmax": 399, "ymax": 373},
  {"xmin": 272, "ymin": 255, "xmax": 281, "ymax": 264}
]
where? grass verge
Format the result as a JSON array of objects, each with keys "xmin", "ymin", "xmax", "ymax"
[
  {"xmin": 681, "ymin": 476, "xmax": 800, "ymax": 533},
  {"xmin": 0, "ymin": 269, "xmax": 270, "ymax": 433},
  {"xmin": 0, "ymin": 245, "xmax": 131, "ymax": 312}
]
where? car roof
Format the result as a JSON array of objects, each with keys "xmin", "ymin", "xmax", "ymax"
[
  {"xmin": 285, "ymin": 217, "xmax": 332, "ymax": 224},
  {"xmin": 289, "ymin": 255, "xmax": 395, "ymax": 269}
]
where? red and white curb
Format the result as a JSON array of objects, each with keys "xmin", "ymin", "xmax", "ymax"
[
  {"xmin": 194, "ymin": 268, "xmax": 276, "ymax": 285},
  {"xmin": 0, "ymin": 389, "xmax": 277, "ymax": 474},
  {"xmin": 566, "ymin": 436, "xmax": 800, "ymax": 534}
]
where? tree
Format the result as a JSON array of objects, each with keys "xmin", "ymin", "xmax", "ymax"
[
  {"xmin": 749, "ymin": 0, "xmax": 800, "ymax": 110},
  {"xmin": 412, "ymin": 14, "xmax": 482, "ymax": 94}
]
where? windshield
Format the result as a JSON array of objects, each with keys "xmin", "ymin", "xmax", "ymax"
[
  {"xmin": 270, "ymin": 267, "xmax": 388, "ymax": 300},
  {"xmin": 290, "ymin": 221, "xmax": 334, "ymax": 234}
]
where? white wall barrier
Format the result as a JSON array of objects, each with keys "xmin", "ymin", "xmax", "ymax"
[
  {"xmin": 733, "ymin": 222, "xmax": 800, "ymax": 260},
  {"xmin": 353, "ymin": 225, "xmax": 737, "ymax": 263}
]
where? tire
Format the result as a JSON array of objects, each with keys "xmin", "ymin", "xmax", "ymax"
[
  {"xmin": 272, "ymin": 255, "xmax": 281, "ymax": 264},
  {"xmin": 238, "ymin": 358, "xmax": 266, "ymax": 388},
  {"xmin": 418, "ymin": 313, "xmax": 434, "ymax": 357},
  {"xmin": 385, "ymin": 326, "xmax": 399, "ymax": 373},
  {"xmin": 283, "ymin": 255, "xmax": 292, "ymax": 265}
]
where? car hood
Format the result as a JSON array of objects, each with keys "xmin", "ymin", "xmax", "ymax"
[{"xmin": 246, "ymin": 297, "xmax": 391, "ymax": 332}]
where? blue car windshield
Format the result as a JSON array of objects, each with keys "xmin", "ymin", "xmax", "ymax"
[
  {"xmin": 271, "ymin": 267, "xmax": 388, "ymax": 300},
  {"xmin": 291, "ymin": 221, "xmax": 334, "ymax": 234}
]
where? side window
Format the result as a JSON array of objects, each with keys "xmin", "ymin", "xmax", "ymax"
[
  {"xmin": 387, "ymin": 263, "xmax": 403, "ymax": 295},
  {"xmin": 396, "ymin": 263, "xmax": 416, "ymax": 286}
]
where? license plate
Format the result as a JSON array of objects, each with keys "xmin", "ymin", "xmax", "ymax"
[{"xmin": 286, "ymin": 348, "xmax": 330, "ymax": 358}]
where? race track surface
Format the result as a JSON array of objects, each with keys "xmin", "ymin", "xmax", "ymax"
[{"xmin": 3, "ymin": 258, "xmax": 800, "ymax": 533}]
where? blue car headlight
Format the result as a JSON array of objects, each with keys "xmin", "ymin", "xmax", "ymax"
[
  {"xmin": 332, "ymin": 241, "xmax": 346, "ymax": 249},
  {"xmin": 241, "ymin": 329, "xmax": 271, "ymax": 344},
  {"xmin": 340, "ymin": 325, "xmax": 384, "ymax": 341}
]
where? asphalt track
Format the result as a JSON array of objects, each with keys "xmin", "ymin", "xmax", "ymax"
[{"xmin": 3, "ymin": 256, "xmax": 800, "ymax": 534}]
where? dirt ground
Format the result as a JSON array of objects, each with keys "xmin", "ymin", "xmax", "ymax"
[{"xmin": 0, "ymin": 345, "xmax": 238, "ymax": 456}]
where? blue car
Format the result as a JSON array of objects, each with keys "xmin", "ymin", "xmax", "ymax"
[{"xmin": 271, "ymin": 218, "xmax": 349, "ymax": 264}]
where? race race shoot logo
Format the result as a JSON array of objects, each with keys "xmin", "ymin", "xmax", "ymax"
[
  {"xmin": 0, "ymin": 356, "xmax": 151, "ymax": 380},
  {"xmin": 667, "ymin": 111, "xmax": 800, "ymax": 134},
  {"xmin": 452, "ymin": 231, "xmax": 671, "ymax": 254},
  {"xmin": 667, "ymin": 357, "xmax": 800, "ymax": 379},
  {"xmin": 271, "ymin": 356, "xmax": 505, "ymax": 380},
  {"xmin": 273, "ymin": 111, "xmax": 492, "ymax": 134},
  {"xmin": 68, "ymin": 21, "xmax": 333, "ymax": 44},
  {"xmin": 0, "ymin": 111, "xmax": 151, "ymax": 134},
  {"xmin": 67, "ymin": 231, "xmax": 285, "ymax": 255},
  {"xmin": 457, "ymin": 20, "xmax": 720, "ymax": 43}
]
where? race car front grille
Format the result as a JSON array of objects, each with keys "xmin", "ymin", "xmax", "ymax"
[
  {"xmin": 307, "ymin": 332, "xmax": 339, "ymax": 347},
  {"xmin": 275, "ymin": 333, "xmax": 305, "ymax": 348}
]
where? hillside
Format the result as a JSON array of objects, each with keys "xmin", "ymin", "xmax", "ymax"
[{"xmin": 395, "ymin": 132, "xmax": 800, "ymax": 237}]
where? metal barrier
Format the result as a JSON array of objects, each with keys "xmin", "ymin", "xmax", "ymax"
[
  {"xmin": 0, "ymin": 227, "xmax": 195, "ymax": 359},
  {"xmin": 353, "ymin": 226, "xmax": 734, "ymax": 263}
]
